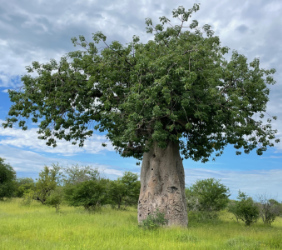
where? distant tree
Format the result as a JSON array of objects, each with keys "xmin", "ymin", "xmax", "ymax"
[
  {"xmin": 186, "ymin": 178, "xmax": 230, "ymax": 212},
  {"xmin": 4, "ymin": 4, "xmax": 279, "ymax": 226},
  {"xmin": 257, "ymin": 195, "xmax": 281, "ymax": 225},
  {"xmin": 0, "ymin": 158, "xmax": 16, "ymax": 200},
  {"xmin": 14, "ymin": 178, "xmax": 35, "ymax": 197},
  {"xmin": 108, "ymin": 172, "xmax": 140, "ymax": 209},
  {"xmin": 34, "ymin": 164, "xmax": 63, "ymax": 204},
  {"xmin": 63, "ymin": 165, "xmax": 100, "ymax": 185},
  {"xmin": 230, "ymin": 191, "xmax": 259, "ymax": 226},
  {"xmin": 64, "ymin": 179, "xmax": 109, "ymax": 211}
]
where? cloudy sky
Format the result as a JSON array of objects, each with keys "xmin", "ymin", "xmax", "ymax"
[{"xmin": 0, "ymin": 0, "xmax": 282, "ymax": 200}]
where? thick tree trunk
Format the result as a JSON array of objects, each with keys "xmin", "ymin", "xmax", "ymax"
[{"xmin": 138, "ymin": 141, "xmax": 188, "ymax": 227}]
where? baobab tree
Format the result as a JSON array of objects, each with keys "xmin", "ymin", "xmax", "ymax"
[{"xmin": 3, "ymin": 4, "xmax": 279, "ymax": 226}]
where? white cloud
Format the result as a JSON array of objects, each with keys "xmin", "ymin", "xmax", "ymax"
[{"xmin": 0, "ymin": 120, "xmax": 114, "ymax": 156}]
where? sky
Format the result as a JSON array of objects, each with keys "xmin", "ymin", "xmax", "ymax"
[{"xmin": 0, "ymin": 0, "xmax": 282, "ymax": 200}]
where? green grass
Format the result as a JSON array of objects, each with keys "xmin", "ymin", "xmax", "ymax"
[{"xmin": 0, "ymin": 199, "xmax": 282, "ymax": 249}]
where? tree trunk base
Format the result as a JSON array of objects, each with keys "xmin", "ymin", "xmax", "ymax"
[{"xmin": 138, "ymin": 141, "xmax": 188, "ymax": 227}]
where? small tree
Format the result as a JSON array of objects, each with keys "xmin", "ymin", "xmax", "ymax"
[
  {"xmin": 0, "ymin": 158, "xmax": 16, "ymax": 200},
  {"xmin": 63, "ymin": 165, "xmax": 100, "ymax": 185},
  {"xmin": 64, "ymin": 179, "xmax": 108, "ymax": 211},
  {"xmin": 120, "ymin": 172, "xmax": 140, "ymax": 206},
  {"xmin": 108, "ymin": 180, "xmax": 126, "ymax": 209},
  {"xmin": 257, "ymin": 195, "xmax": 281, "ymax": 225},
  {"xmin": 231, "ymin": 191, "xmax": 259, "ymax": 226},
  {"xmin": 34, "ymin": 164, "xmax": 63, "ymax": 204},
  {"xmin": 108, "ymin": 172, "xmax": 140, "ymax": 209},
  {"xmin": 186, "ymin": 178, "xmax": 230, "ymax": 212}
]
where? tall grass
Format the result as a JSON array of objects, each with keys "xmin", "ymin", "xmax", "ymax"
[{"xmin": 0, "ymin": 198, "xmax": 281, "ymax": 249}]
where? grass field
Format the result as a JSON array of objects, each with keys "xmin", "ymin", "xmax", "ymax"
[{"xmin": 1, "ymin": 199, "xmax": 282, "ymax": 249}]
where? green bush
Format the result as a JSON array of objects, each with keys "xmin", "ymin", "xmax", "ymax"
[
  {"xmin": 141, "ymin": 209, "xmax": 168, "ymax": 230},
  {"xmin": 229, "ymin": 191, "xmax": 259, "ymax": 226},
  {"xmin": 0, "ymin": 158, "xmax": 16, "ymax": 200},
  {"xmin": 186, "ymin": 178, "xmax": 230, "ymax": 212},
  {"xmin": 64, "ymin": 179, "xmax": 108, "ymax": 211}
]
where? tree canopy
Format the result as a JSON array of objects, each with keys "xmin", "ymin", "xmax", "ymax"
[{"xmin": 3, "ymin": 4, "xmax": 279, "ymax": 162}]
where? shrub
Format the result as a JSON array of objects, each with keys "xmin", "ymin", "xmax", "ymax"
[
  {"xmin": 64, "ymin": 179, "xmax": 108, "ymax": 211},
  {"xmin": 21, "ymin": 189, "xmax": 35, "ymax": 206},
  {"xmin": 46, "ymin": 188, "xmax": 64, "ymax": 212},
  {"xmin": 140, "ymin": 209, "xmax": 168, "ymax": 230},
  {"xmin": 186, "ymin": 178, "xmax": 230, "ymax": 212},
  {"xmin": 230, "ymin": 191, "xmax": 259, "ymax": 226}
]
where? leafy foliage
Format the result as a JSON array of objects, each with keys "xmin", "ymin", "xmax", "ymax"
[
  {"xmin": 3, "ymin": 5, "xmax": 279, "ymax": 162},
  {"xmin": 108, "ymin": 179, "xmax": 126, "ymax": 209},
  {"xmin": 108, "ymin": 172, "xmax": 140, "ymax": 209},
  {"xmin": 34, "ymin": 164, "xmax": 63, "ymax": 204},
  {"xmin": 140, "ymin": 209, "xmax": 168, "ymax": 230},
  {"xmin": 186, "ymin": 178, "xmax": 230, "ymax": 212},
  {"xmin": 0, "ymin": 158, "xmax": 16, "ymax": 200},
  {"xmin": 14, "ymin": 178, "xmax": 35, "ymax": 197},
  {"xmin": 45, "ymin": 187, "xmax": 64, "ymax": 212}
]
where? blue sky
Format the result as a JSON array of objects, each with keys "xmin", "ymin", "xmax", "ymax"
[{"xmin": 0, "ymin": 0, "xmax": 282, "ymax": 200}]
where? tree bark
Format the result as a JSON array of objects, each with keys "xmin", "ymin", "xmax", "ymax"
[{"xmin": 138, "ymin": 141, "xmax": 188, "ymax": 227}]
